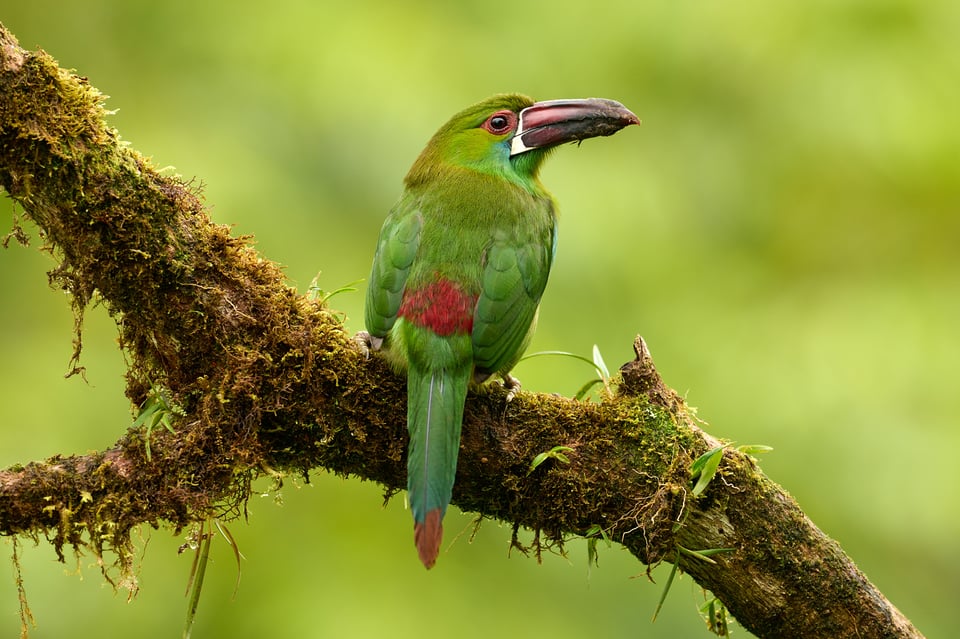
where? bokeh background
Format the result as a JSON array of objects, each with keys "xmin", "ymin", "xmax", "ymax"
[{"xmin": 2, "ymin": 1, "xmax": 957, "ymax": 637}]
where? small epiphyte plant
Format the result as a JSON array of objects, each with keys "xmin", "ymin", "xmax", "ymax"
[
  {"xmin": 132, "ymin": 383, "xmax": 185, "ymax": 461},
  {"xmin": 527, "ymin": 445, "xmax": 574, "ymax": 475}
]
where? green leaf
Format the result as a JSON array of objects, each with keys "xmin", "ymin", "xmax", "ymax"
[
  {"xmin": 652, "ymin": 556, "xmax": 680, "ymax": 622},
  {"xmin": 690, "ymin": 446, "xmax": 717, "ymax": 475},
  {"xmin": 214, "ymin": 520, "xmax": 243, "ymax": 599},
  {"xmin": 159, "ymin": 413, "xmax": 176, "ymax": 434},
  {"xmin": 691, "ymin": 546, "xmax": 735, "ymax": 557},
  {"xmin": 700, "ymin": 597, "xmax": 730, "ymax": 636},
  {"xmin": 574, "ymin": 378, "xmax": 604, "ymax": 400},
  {"xmin": 183, "ymin": 522, "xmax": 213, "ymax": 639},
  {"xmin": 529, "ymin": 452, "xmax": 549, "ymax": 472},
  {"xmin": 591, "ymin": 344, "xmax": 610, "ymax": 380},
  {"xmin": 131, "ymin": 401, "xmax": 159, "ymax": 429},
  {"xmin": 132, "ymin": 384, "xmax": 185, "ymax": 461},
  {"xmin": 677, "ymin": 545, "xmax": 735, "ymax": 564},
  {"xmin": 738, "ymin": 444, "xmax": 774, "ymax": 456},
  {"xmin": 309, "ymin": 276, "xmax": 362, "ymax": 304},
  {"xmin": 690, "ymin": 446, "xmax": 724, "ymax": 497},
  {"xmin": 527, "ymin": 445, "xmax": 574, "ymax": 475},
  {"xmin": 583, "ymin": 524, "xmax": 612, "ymax": 568},
  {"xmin": 587, "ymin": 537, "xmax": 598, "ymax": 566}
]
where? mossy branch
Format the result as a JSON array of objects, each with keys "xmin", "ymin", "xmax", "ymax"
[{"xmin": 0, "ymin": 24, "xmax": 922, "ymax": 639}]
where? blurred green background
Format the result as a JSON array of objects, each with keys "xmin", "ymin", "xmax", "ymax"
[{"xmin": 2, "ymin": 1, "xmax": 957, "ymax": 637}]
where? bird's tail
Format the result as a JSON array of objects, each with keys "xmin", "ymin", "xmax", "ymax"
[{"xmin": 406, "ymin": 361, "xmax": 470, "ymax": 569}]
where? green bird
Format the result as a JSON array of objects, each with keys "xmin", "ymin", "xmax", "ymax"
[{"xmin": 364, "ymin": 94, "xmax": 639, "ymax": 568}]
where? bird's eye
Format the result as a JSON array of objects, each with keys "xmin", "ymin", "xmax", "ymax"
[{"xmin": 482, "ymin": 111, "xmax": 516, "ymax": 135}]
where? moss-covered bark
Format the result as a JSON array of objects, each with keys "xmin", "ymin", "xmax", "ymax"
[{"xmin": 0, "ymin": 23, "xmax": 922, "ymax": 639}]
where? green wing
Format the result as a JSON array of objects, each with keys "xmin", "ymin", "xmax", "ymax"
[
  {"xmin": 365, "ymin": 199, "xmax": 422, "ymax": 339},
  {"xmin": 472, "ymin": 221, "xmax": 556, "ymax": 376}
]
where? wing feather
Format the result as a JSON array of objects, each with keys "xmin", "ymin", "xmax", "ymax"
[
  {"xmin": 365, "ymin": 201, "xmax": 422, "ymax": 338},
  {"xmin": 472, "ymin": 220, "xmax": 555, "ymax": 375}
]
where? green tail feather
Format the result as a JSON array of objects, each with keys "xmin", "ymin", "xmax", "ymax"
[{"xmin": 406, "ymin": 363, "xmax": 470, "ymax": 529}]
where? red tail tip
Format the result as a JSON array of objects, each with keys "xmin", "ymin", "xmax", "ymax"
[{"xmin": 414, "ymin": 509, "xmax": 443, "ymax": 569}]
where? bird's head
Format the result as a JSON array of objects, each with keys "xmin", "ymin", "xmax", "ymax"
[{"xmin": 405, "ymin": 93, "xmax": 639, "ymax": 190}]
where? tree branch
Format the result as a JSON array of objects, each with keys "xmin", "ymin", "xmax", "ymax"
[{"xmin": 0, "ymin": 24, "xmax": 922, "ymax": 639}]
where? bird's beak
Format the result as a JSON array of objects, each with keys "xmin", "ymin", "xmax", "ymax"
[{"xmin": 510, "ymin": 98, "xmax": 640, "ymax": 156}]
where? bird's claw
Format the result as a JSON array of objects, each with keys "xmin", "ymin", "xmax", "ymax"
[
  {"xmin": 354, "ymin": 331, "xmax": 383, "ymax": 359},
  {"xmin": 502, "ymin": 373, "xmax": 521, "ymax": 403}
]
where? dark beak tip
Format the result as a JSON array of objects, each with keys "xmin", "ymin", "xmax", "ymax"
[
  {"xmin": 608, "ymin": 102, "xmax": 641, "ymax": 127},
  {"xmin": 588, "ymin": 99, "xmax": 640, "ymax": 131}
]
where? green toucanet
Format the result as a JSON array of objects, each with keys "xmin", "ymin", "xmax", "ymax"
[{"xmin": 364, "ymin": 94, "xmax": 639, "ymax": 568}]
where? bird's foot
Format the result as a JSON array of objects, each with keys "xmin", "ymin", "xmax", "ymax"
[
  {"xmin": 354, "ymin": 331, "xmax": 383, "ymax": 359},
  {"xmin": 501, "ymin": 373, "xmax": 521, "ymax": 402}
]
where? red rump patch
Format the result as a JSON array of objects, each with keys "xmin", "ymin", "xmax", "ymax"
[{"xmin": 399, "ymin": 279, "xmax": 476, "ymax": 336}]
